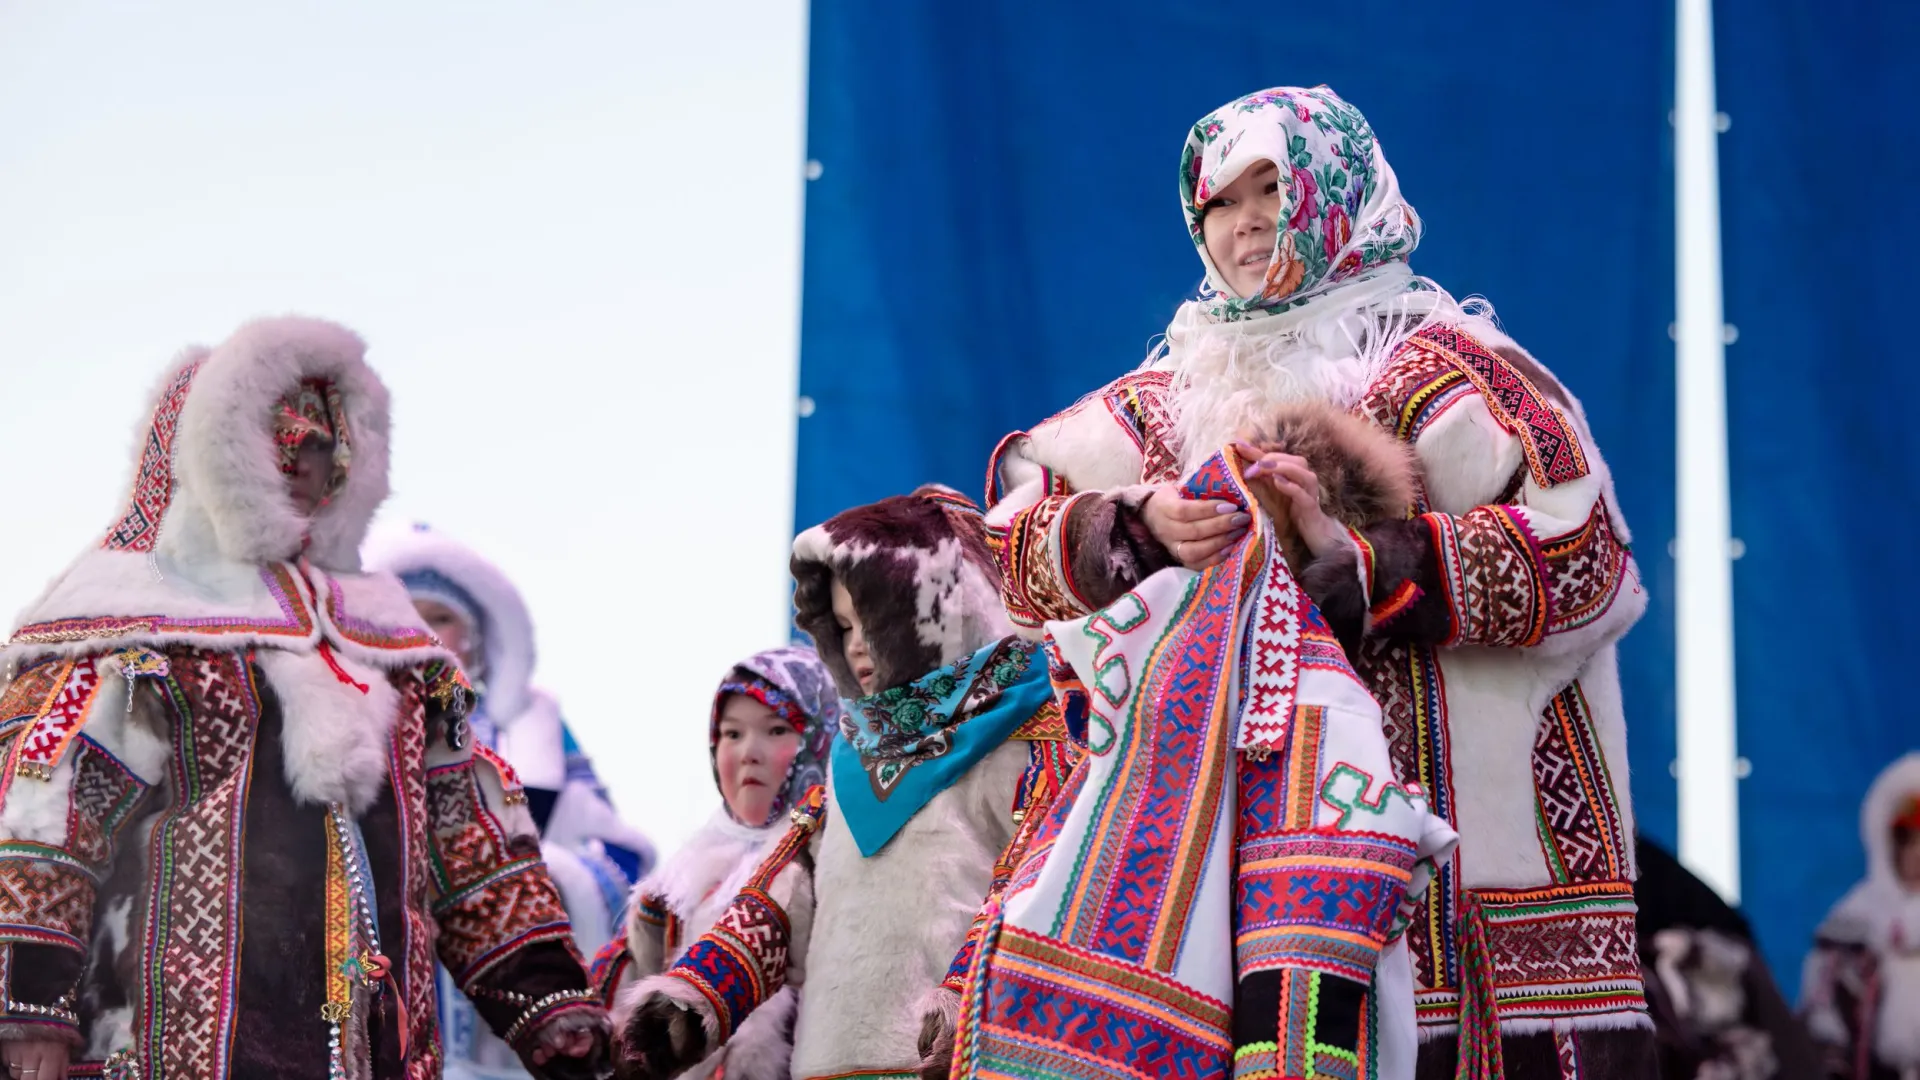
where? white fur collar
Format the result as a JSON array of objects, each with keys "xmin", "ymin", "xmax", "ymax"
[
  {"xmin": 5, "ymin": 556, "xmax": 452, "ymax": 674},
  {"xmin": 637, "ymin": 806, "xmax": 781, "ymax": 922}
]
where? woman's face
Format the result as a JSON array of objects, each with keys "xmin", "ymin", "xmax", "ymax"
[
  {"xmin": 1200, "ymin": 159, "xmax": 1283, "ymax": 299},
  {"xmin": 285, "ymin": 435, "xmax": 336, "ymax": 517},
  {"xmin": 714, "ymin": 693, "xmax": 803, "ymax": 826},
  {"xmin": 830, "ymin": 577, "xmax": 877, "ymax": 695},
  {"xmin": 413, "ymin": 599, "xmax": 477, "ymax": 671}
]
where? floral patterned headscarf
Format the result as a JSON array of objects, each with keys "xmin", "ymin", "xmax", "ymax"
[
  {"xmin": 710, "ymin": 645, "xmax": 842, "ymax": 827},
  {"xmin": 1181, "ymin": 85, "xmax": 1423, "ymax": 322},
  {"xmin": 272, "ymin": 377, "xmax": 353, "ymax": 504}
]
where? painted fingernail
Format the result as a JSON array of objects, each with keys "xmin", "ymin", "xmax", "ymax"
[
  {"xmin": 1215, "ymin": 503, "xmax": 1238, "ymax": 515},
  {"xmin": 1231, "ymin": 513, "xmax": 1251, "ymax": 526}
]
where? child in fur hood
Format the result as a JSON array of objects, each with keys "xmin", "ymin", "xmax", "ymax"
[
  {"xmin": 0, "ymin": 317, "xmax": 607, "ymax": 1080},
  {"xmin": 364, "ymin": 524, "xmax": 658, "ymax": 1080},
  {"xmin": 614, "ymin": 488, "xmax": 1078, "ymax": 1080},
  {"xmin": 1802, "ymin": 752, "xmax": 1920, "ymax": 1080},
  {"xmin": 590, "ymin": 645, "xmax": 840, "ymax": 1080}
]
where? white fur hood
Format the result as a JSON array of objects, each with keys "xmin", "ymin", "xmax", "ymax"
[
  {"xmin": 5, "ymin": 316, "xmax": 449, "ymax": 675},
  {"xmin": 362, "ymin": 524, "xmax": 537, "ymax": 720}
]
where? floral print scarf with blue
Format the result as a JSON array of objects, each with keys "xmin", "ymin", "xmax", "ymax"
[
  {"xmin": 832, "ymin": 636, "xmax": 1052, "ymax": 857},
  {"xmin": 1181, "ymin": 85, "xmax": 1424, "ymax": 322}
]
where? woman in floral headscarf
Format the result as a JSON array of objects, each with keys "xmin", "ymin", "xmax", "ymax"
[
  {"xmin": 973, "ymin": 86, "xmax": 1653, "ymax": 1079},
  {"xmin": 593, "ymin": 646, "xmax": 839, "ymax": 1080}
]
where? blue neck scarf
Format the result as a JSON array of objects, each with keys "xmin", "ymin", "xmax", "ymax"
[{"xmin": 831, "ymin": 636, "xmax": 1051, "ymax": 857}]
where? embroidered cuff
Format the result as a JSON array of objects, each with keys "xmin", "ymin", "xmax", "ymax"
[{"xmin": 663, "ymin": 886, "xmax": 791, "ymax": 1043}]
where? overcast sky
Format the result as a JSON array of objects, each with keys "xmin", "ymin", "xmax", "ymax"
[{"xmin": 0, "ymin": 0, "xmax": 809, "ymax": 852}]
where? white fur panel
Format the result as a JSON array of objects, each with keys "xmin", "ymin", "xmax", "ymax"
[
  {"xmin": 1023, "ymin": 399, "xmax": 1153, "ymax": 494},
  {"xmin": 255, "ymin": 647, "xmax": 397, "ymax": 813},
  {"xmin": 5, "ymin": 550, "xmax": 317, "ymax": 666},
  {"xmin": 86, "ymin": 1005, "xmax": 136, "ymax": 1061},
  {"xmin": 0, "ymin": 751, "xmax": 79, "ymax": 846},
  {"xmin": 1432, "ymin": 648, "xmax": 1553, "ymax": 891},
  {"xmin": 1413, "ymin": 395, "xmax": 1525, "ymax": 517},
  {"xmin": 908, "ymin": 537, "xmax": 1014, "ymax": 663},
  {"xmin": 361, "ymin": 525, "xmax": 539, "ymax": 718},
  {"xmin": 493, "ymin": 690, "xmax": 565, "ymax": 791},
  {"xmin": 167, "ymin": 315, "xmax": 390, "ymax": 570},
  {"xmin": 638, "ymin": 809, "xmax": 783, "ymax": 947},
  {"xmin": 790, "ymin": 743, "xmax": 1024, "ymax": 1077},
  {"xmin": 791, "ymin": 524, "xmax": 839, "ymax": 565}
]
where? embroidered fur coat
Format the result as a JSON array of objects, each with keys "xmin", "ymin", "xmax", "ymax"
[
  {"xmin": 617, "ymin": 489, "xmax": 1077, "ymax": 1080},
  {"xmin": 0, "ymin": 318, "xmax": 598, "ymax": 1079},
  {"xmin": 987, "ymin": 320, "xmax": 1653, "ymax": 1076}
]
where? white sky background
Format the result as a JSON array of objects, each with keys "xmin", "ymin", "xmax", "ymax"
[{"xmin": 0, "ymin": 1, "xmax": 809, "ymax": 853}]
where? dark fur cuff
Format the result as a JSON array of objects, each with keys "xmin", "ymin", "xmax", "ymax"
[
  {"xmin": 1063, "ymin": 487, "xmax": 1176, "ymax": 613},
  {"xmin": 1300, "ymin": 518, "xmax": 1451, "ymax": 649}
]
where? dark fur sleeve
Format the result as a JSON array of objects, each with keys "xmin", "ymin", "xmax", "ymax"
[
  {"xmin": 463, "ymin": 939, "xmax": 596, "ymax": 1041},
  {"xmin": 1060, "ymin": 488, "xmax": 1178, "ymax": 614},
  {"xmin": 1299, "ymin": 518, "xmax": 1452, "ymax": 653}
]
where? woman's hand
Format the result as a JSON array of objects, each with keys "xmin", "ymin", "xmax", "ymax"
[
  {"xmin": 1139, "ymin": 484, "xmax": 1250, "ymax": 570},
  {"xmin": 1234, "ymin": 441, "xmax": 1349, "ymax": 560},
  {"xmin": 2, "ymin": 1040, "xmax": 70, "ymax": 1080}
]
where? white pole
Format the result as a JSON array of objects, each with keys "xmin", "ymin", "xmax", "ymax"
[{"xmin": 1674, "ymin": 0, "xmax": 1742, "ymax": 901}]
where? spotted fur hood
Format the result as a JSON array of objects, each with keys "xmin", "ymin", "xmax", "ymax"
[{"xmin": 791, "ymin": 486, "xmax": 1013, "ymax": 698}]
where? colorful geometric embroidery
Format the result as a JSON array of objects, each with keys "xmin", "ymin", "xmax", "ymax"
[
  {"xmin": 1532, "ymin": 682, "xmax": 1630, "ymax": 885},
  {"xmin": 0, "ymin": 657, "xmax": 67, "ymax": 729},
  {"xmin": 1425, "ymin": 506, "xmax": 1549, "ymax": 650},
  {"xmin": 317, "ymin": 569, "xmax": 442, "ymax": 653},
  {"xmin": 102, "ymin": 361, "xmax": 203, "ymax": 552},
  {"xmin": 388, "ymin": 674, "xmax": 446, "ymax": 1077},
  {"xmin": 142, "ymin": 648, "xmax": 258, "ymax": 1078},
  {"xmin": 1409, "ymin": 326, "xmax": 1590, "ymax": 488},
  {"xmin": 1101, "ymin": 369, "xmax": 1181, "ymax": 483},
  {"xmin": 588, "ymin": 935, "xmax": 632, "ymax": 1004},
  {"xmin": 1234, "ymin": 829, "xmax": 1417, "ymax": 984},
  {"xmin": 1367, "ymin": 580, "xmax": 1422, "ymax": 628},
  {"xmin": 0, "ymin": 841, "xmax": 96, "ymax": 948},
  {"xmin": 665, "ymin": 887, "xmax": 790, "ymax": 1042},
  {"xmin": 997, "ymin": 493, "xmax": 1080, "ymax": 630},
  {"xmin": 65, "ymin": 740, "xmax": 151, "ymax": 866},
  {"xmin": 1412, "ymin": 881, "xmax": 1646, "ymax": 1031},
  {"xmin": 1354, "ymin": 640, "xmax": 1457, "ymax": 994},
  {"xmin": 8, "ymin": 563, "xmax": 316, "ymax": 648},
  {"xmin": 8, "ymin": 657, "xmax": 102, "ymax": 784},
  {"xmin": 967, "ymin": 925, "xmax": 1232, "ymax": 1079},
  {"xmin": 1539, "ymin": 503, "xmax": 1632, "ymax": 638}
]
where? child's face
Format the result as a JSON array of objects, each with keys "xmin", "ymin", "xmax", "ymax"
[
  {"xmin": 1897, "ymin": 830, "xmax": 1920, "ymax": 891},
  {"xmin": 413, "ymin": 600, "xmax": 476, "ymax": 671},
  {"xmin": 830, "ymin": 577, "xmax": 876, "ymax": 695},
  {"xmin": 1201, "ymin": 159, "xmax": 1283, "ymax": 300},
  {"xmin": 715, "ymin": 693, "xmax": 803, "ymax": 827},
  {"xmin": 285, "ymin": 435, "xmax": 336, "ymax": 517}
]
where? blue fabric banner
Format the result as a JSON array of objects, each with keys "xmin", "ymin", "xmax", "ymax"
[{"xmin": 1717, "ymin": 1, "xmax": 1920, "ymax": 984}]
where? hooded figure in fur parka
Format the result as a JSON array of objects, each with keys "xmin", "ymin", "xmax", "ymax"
[
  {"xmin": 591, "ymin": 646, "xmax": 840, "ymax": 1080},
  {"xmin": 616, "ymin": 488, "xmax": 1077, "ymax": 1080},
  {"xmin": 0, "ymin": 317, "xmax": 606, "ymax": 1080},
  {"xmin": 982, "ymin": 86, "xmax": 1653, "ymax": 1078},
  {"xmin": 1802, "ymin": 752, "xmax": 1920, "ymax": 1080},
  {"xmin": 365, "ymin": 524, "xmax": 658, "ymax": 1080}
]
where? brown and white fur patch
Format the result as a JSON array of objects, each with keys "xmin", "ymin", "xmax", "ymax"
[{"xmin": 792, "ymin": 486, "xmax": 1012, "ymax": 697}]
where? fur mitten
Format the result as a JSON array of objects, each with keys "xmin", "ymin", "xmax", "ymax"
[
  {"xmin": 616, "ymin": 991, "xmax": 710, "ymax": 1080},
  {"xmin": 916, "ymin": 985, "xmax": 962, "ymax": 1080}
]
